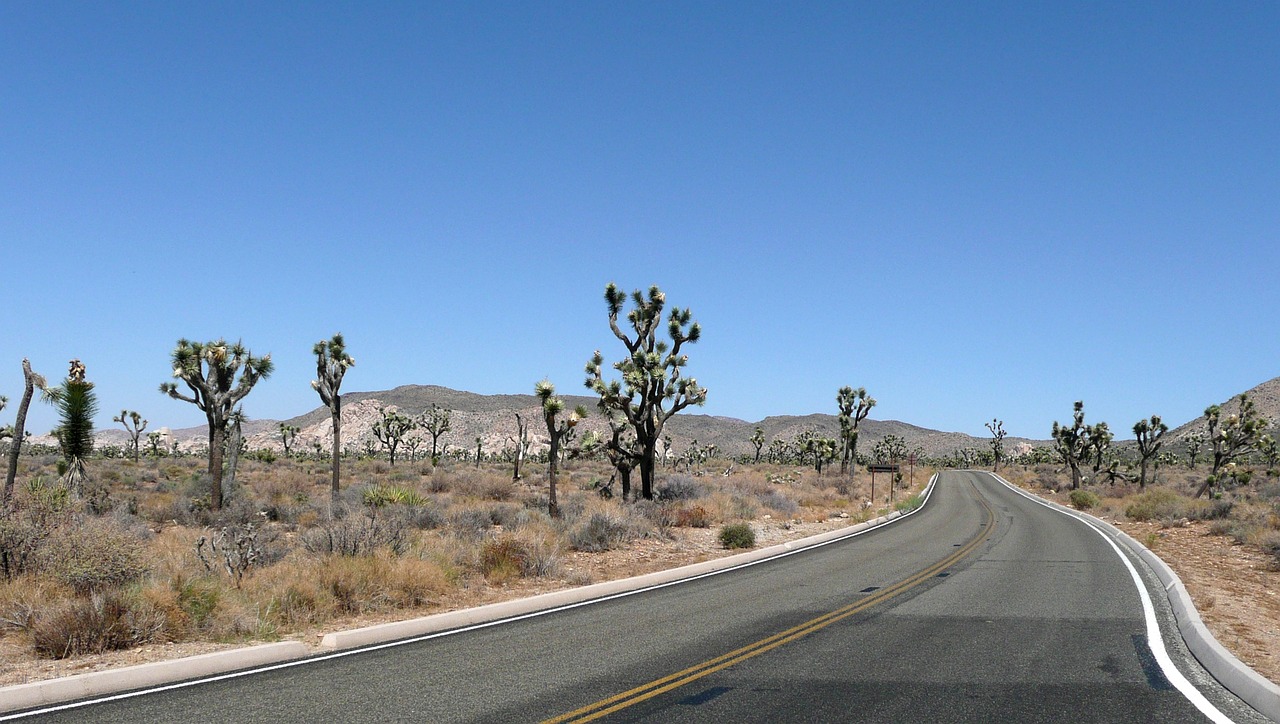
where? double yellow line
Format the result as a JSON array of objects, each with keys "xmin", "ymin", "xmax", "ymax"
[{"xmin": 544, "ymin": 481, "xmax": 996, "ymax": 723}]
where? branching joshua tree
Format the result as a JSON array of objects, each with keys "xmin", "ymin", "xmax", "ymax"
[
  {"xmin": 160, "ymin": 339, "xmax": 273, "ymax": 510},
  {"xmin": 114, "ymin": 410, "xmax": 148, "ymax": 462},
  {"xmin": 1087, "ymin": 421, "xmax": 1113, "ymax": 474},
  {"xmin": 600, "ymin": 406, "xmax": 642, "ymax": 499},
  {"xmin": 536, "ymin": 380, "xmax": 587, "ymax": 517},
  {"xmin": 421, "ymin": 404, "xmax": 452, "ymax": 465},
  {"xmin": 750, "ymin": 427, "xmax": 766, "ymax": 464},
  {"xmin": 1196, "ymin": 395, "xmax": 1269, "ymax": 498},
  {"xmin": 312, "ymin": 333, "xmax": 354, "ymax": 503},
  {"xmin": 1051, "ymin": 401, "xmax": 1091, "ymax": 490},
  {"xmin": 1184, "ymin": 432, "xmax": 1205, "ymax": 469},
  {"xmin": 585, "ymin": 284, "xmax": 707, "ymax": 500},
  {"xmin": 278, "ymin": 423, "xmax": 300, "ymax": 457},
  {"xmin": 1133, "ymin": 415, "xmax": 1168, "ymax": 489},
  {"xmin": 986, "ymin": 419, "xmax": 1006, "ymax": 472},
  {"xmin": 4, "ymin": 360, "xmax": 47, "ymax": 506},
  {"xmin": 836, "ymin": 386, "xmax": 875, "ymax": 475},
  {"xmin": 223, "ymin": 408, "xmax": 247, "ymax": 497},
  {"xmin": 372, "ymin": 407, "xmax": 415, "ymax": 466}
]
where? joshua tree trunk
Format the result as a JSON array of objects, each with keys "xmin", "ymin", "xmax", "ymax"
[
  {"xmin": 639, "ymin": 441, "xmax": 657, "ymax": 500},
  {"xmin": 3, "ymin": 360, "xmax": 40, "ymax": 507},
  {"xmin": 331, "ymin": 402, "xmax": 342, "ymax": 504},
  {"xmin": 207, "ymin": 421, "xmax": 226, "ymax": 510},
  {"xmin": 547, "ymin": 432, "xmax": 561, "ymax": 518},
  {"xmin": 223, "ymin": 418, "xmax": 243, "ymax": 500}
]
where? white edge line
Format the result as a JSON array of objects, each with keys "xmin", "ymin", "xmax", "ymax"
[
  {"xmin": 2, "ymin": 474, "xmax": 940, "ymax": 720},
  {"xmin": 991, "ymin": 472, "xmax": 1234, "ymax": 724}
]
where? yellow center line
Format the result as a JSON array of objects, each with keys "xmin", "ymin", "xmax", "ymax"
[{"xmin": 543, "ymin": 479, "xmax": 996, "ymax": 724}]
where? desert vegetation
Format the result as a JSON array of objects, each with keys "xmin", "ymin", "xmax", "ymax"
[{"xmin": 0, "ymin": 447, "xmax": 926, "ymax": 666}]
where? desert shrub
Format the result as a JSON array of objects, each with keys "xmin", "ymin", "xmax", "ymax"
[
  {"xmin": 30, "ymin": 590, "xmax": 164, "ymax": 659},
  {"xmin": 569, "ymin": 513, "xmax": 636, "ymax": 552},
  {"xmin": 449, "ymin": 508, "xmax": 494, "ymax": 536},
  {"xmin": 718, "ymin": 523, "xmax": 756, "ymax": 549},
  {"xmin": 40, "ymin": 519, "xmax": 147, "ymax": 594},
  {"xmin": 656, "ymin": 475, "xmax": 706, "ymax": 502},
  {"xmin": 176, "ymin": 576, "xmax": 222, "ymax": 629},
  {"xmin": 1182, "ymin": 498, "xmax": 1235, "ymax": 521},
  {"xmin": 488, "ymin": 503, "xmax": 530, "ymax": 529},
  {"xmin": 1124, "ymin": 489, "xmax": 1185, "ymax": 522},
  {"xmin": 1068, "ymin": 490, "xmax": 1100, "ymax": 510},
  {"xmin": 479, "ymin": 478, "xmax": 516, "ymax": 501},
  {"xmin": 0, "ymin": 513, "xmax": 47, "ymax": 580},
  {"xmin": 672, "ymin": 504, "xmax": 713, "ymax": 528},
  {"xmin": 363, "ymin": 484, "xmax": 427, "ymax": 508},
  {"xmin": 726, "ymin": 494, "xmax": 758, "ymax": 520},
  {"xmin": 479, "ymin": 536, "xmax": 532, "ymax": 582},
  {"xmin": 756, "ymin": 489, "xmax": 799, "ymax": 515},
  {"xmin": 301, "ymin": 511, "xmax": 409, "ymax": 556},
  {"xmin": 402, "ymin": 504, "xmax": 446, "ymax": 530}
]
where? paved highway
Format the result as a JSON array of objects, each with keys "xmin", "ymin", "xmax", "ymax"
[{"xmin": 10, "ymin": 471, "xmax": 1270, "ymax": 722}]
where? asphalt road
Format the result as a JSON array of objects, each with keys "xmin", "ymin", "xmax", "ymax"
[{"xmin": 11, "ymin": 471, "xmax": 1270, "ymax": 722}]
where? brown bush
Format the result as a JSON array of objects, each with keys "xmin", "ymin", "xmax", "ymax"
[
  {"xmin": 672, "ymin": 505, "xmax": 712, "ymax": 528},
  {"xmin": 30, "ymin": 590, "xmax": 164, "ymax": 659},
  {"xmin": 39, "ymin": 518, "xmax": 147, "ymax": 594}
]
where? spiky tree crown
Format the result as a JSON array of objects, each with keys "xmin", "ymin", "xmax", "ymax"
[
  {"xmin": 312, "ymin": 333, "xmax": 354, "ymax": 407},
  {"xmin": 160, "ymin": 338, "xmax": 273, "ymax": 423}
]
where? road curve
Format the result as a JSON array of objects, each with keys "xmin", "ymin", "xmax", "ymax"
[{"xmin": 8, "ymin": 471, "xmax": 1270, "ymax": 722}]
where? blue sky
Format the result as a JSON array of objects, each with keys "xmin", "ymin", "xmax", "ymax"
[{"xmin": 2, "ymin": 2, "xmax": 1277, "ymax": 440}]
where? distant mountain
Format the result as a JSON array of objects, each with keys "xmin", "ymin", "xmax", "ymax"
[{"xmin": 92, "ymin": 384, "xmax": 1033, "ymax": 459}]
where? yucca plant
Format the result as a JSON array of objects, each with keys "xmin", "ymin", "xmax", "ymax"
[
  {"xmin": 536, "ymin": 380, "xmax": 587, "ymax": 518},
  {"xmin": 46, "ymin": 360, "xmax": 97, "ymax": 494}
]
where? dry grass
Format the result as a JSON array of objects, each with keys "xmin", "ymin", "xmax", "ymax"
[{"xmin": 0, "ymin": 451, "xmax": 929, "ymax": 664}]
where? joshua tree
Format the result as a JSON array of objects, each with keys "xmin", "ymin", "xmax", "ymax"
[
  {"xmin": 47, "ymin": 359, "xmax": 98, "ymax": 493},
  {"xmin": 160, "ymin": 338, "xmax": 273, "ymax": 510},
  {"xmin": 1259, "ymin": 434, "xmax": 1279, "ymax": 477},
  {"xmin": 1196, "ymin": 395, "xmax": 1269, "ymax": 498},
  {"xmin": 536, "ymin": 380, "xmax": 587, "ymax": 517},
  {"xmin": 146, "ymin": 431, "xmax": 164, "ymax": 457},
  {"xmin": 1184, "ymin": 432, "xmax": 1205, "ymax": 469},
  {"xmin": 1051, "ymin": 401, "xmax": 1091, "ymax": 490},
  {"xmin": 836, "ymin": 386, "xmax": 875, "ymax": 474},
  {"xmin": 1087, "ymin": 421, "xmax": 1113, "ymax": 474},
  {"xmin": 873, "ymin": 434, "xmax": 908, "ymax": 465},
  {"xmin": 278, "ymin": 423, "xmax": 300, "ymax": 457},
  {"xmin": 421, "ymin": 404, "xmax": 452, "ymax": 465},
  {"xmin": 114, "ymin": 410, "xmax": 148, "ymax": 462},
  {"xmin": 511, "ymin": 413, "xmax": 530, "ymax": 482},
  {"xmin": 1133, "ymin": 415, "xmax": 1168, "ymax": 489},
  {"xmin": 312, "ymin": 333, "xmax": 354, "ymax": 503},
  {"xmin": 372, "ymin": 407, "xmax": 415, "ymax": 466},
  {"xmin": 600, "ymin": 407, "xmax": 641, "ymax": 500},
  {"xmin": 0, "ymin": 360, "xmax": 43, "ymax": 506},
  {"xmin": 750, "ymin": 427, "xmax": 766, "ymax": 464},
  {"xmin": 585, "ymin": 284, "xmax": 707, "ymax": 500},
  {"xmin": 474, "ymin": 436, "xmax": 483, "ymax": 467},
  {"xmin": 985, "ymin": 419, "xmax": 1006, "ymax": 472}
]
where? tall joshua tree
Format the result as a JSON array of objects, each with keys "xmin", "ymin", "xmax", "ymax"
[
  {"xmin": 114, "ymin": 410, "xmax": 148, "ymax": 462},
  {"xmin": 49, "ymin": 359, "xmax": 98, "ymax": 493},
  {"xmin": 585, "ymin": 284, "xmax": 707, "ymax": 500},
  {"xmin": 1051, "ymin": 401, "xmax": 1091, "ymax": 490},
  {"xmin": 986, "ymin": 419, "xmax": 1006, "ymax": 472},
  {"xmin": 421, "ymin": 403, "xmax": 452, "ymax": 465},
  {"xmin": 511, "ymin": 413, "xmax": 530, "ymax": 482},
  {"xmin": 1196, "ymin": 395, "xmax": 1268, "ymax": 498},
  {"xmin": 160, "ymin": 339, "xmax": 273, "ymax": 510},
  {"xmin": 312, "ymin": 333, "xmax": 353, "ymax": 503},
  {"xmin": 836, "ymin": 386, "xmax": 875, "ymax": 474},
  {"xmin": 536, "ymin": 380, "xmax": 587, "ymax": 517},
  {"xmin": 1133, "ymin": 415, "xmax": 1167, "ymax": 489},
  {"xmin": 4, "ymin": 360, "xmax": 47, "ymax": 506},
  {"xmin": 372, "ymin": 407, "xmax": 415, "ymax": 466},
  {"xmin": 750, "ymin": 426, "xmax": 766, "ymax": 464}
]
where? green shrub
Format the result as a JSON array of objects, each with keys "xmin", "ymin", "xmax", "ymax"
[
  {"xmin": 41, "ymin": 519, "xmax": 147, "ymax": 594},
  {"xmin": 895, "ymin": 494, "xmax": 924, "ymax": 513},
  {"xmin": 718, "ymin": 523, "xmax": 756, "ymax": 549},
  {"xmin": 1124, "ymin": 489, "xmax": 1185, "ymax": 522},
  {"xmin": 1068, "ymin": 490, "xmax": 1100, "ymax": 510}
]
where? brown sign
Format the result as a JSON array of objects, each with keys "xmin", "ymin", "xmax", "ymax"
[{"xmin": 867, "ymin": 464, "xmax": 900, "ymax": 474}]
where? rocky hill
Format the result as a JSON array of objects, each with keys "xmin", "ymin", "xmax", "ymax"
[{"xmin": 1167, "ymin": 376, "xmax": 1280, "ymax": 444}]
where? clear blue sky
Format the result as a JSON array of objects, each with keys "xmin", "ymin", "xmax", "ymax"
[{"xmin": 3, "ymin": 2, "xmax": 1277, "ymax": 440}]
